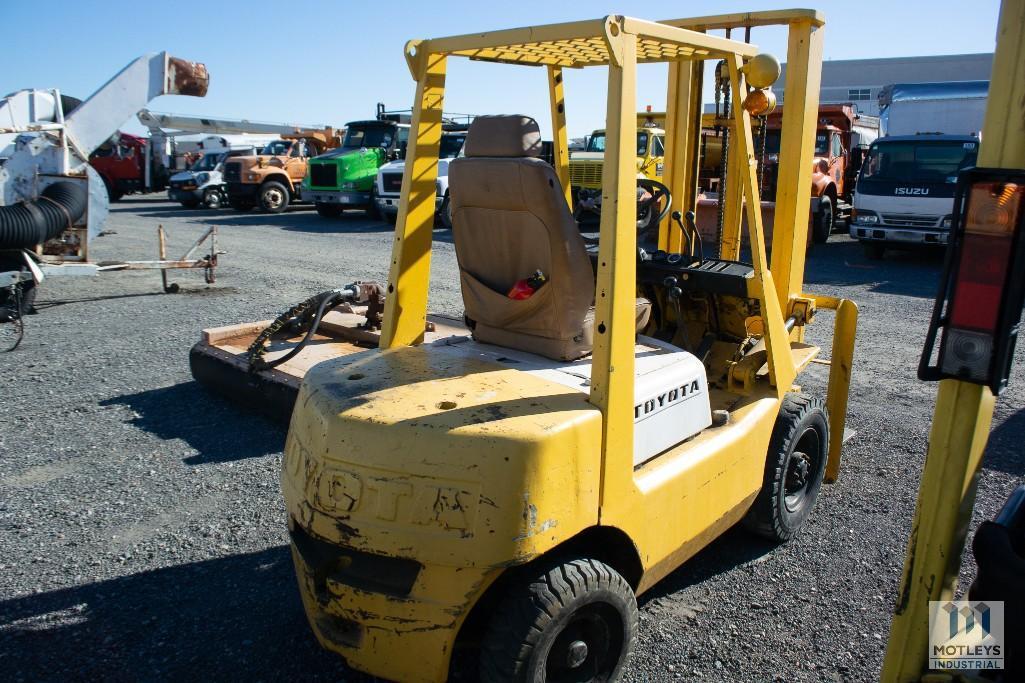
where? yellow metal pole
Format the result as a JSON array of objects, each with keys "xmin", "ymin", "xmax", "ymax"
[
  {"xmin": 380, "ymin": 51, "xmax": 446, "ymax": 348},
  {"xmin": 883, "ymin": 2, "xmax": 1024, "ymax": 679},
  {"xmin": 769, "ymin": 18, "xmax": 823, "ymax": 309},
  {"xmin": 547, "ymin": 66, "xmax": 572, "ymax": 210},
  {"xmin": 823, "ymin": 298, "xmax": 858, "ymax": 482},
  {"xmin": 590, "ymin": 23, "xmax": 637, "ymax": 512},
  {"xmin": 881, "ymin": 382, "xmax": 996, "ymax": 681},
  {"xmin": 661, "ymin": 60, "xmax": 701, "ymax": 253},
  {"xmin": 727, "ymin": 54, "xmax": 795, "ymax": 391}
]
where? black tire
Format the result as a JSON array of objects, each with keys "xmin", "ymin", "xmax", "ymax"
[
  {"xmin": 181, "ymin": 199, "xmax": 201, "ymax": 209},
  {"xmin": 203, "ymin": 189, "xmax": 223, "ymax": 210},
  {"xmin": 103, "ymin": 177, "xmax": 122, "ymax": 203},
  {"xmin": 228, "ymin": 197, "xmax": 254, "ymax": 211},
  {"xmin": 438, "ymin": 192, "xmax": 452, "ymax": 229},
  {"xmin": 258, "ymin": 180, "xmax": 290, "ymax": 213},
  {"xmin": 480, "ymin": 558, "xmax": 638, "ymax": 683},
  {"xmin": 316, "ymin": 202, "xmax": 343, "ymax": 218},
  {"xmin": 812, "ymin": 194, "xmax": 834, "ymax": 244},
  {"xmin": 366, "ymin": 189, "xmax": 381, "ymax": 220},
  {"xmin": 863, "ymin": 242, "xmax": 885, "ymax": 260},
  {"xmin": 743, "ymin": 394, "xmax": 829, "ymax": 542}
]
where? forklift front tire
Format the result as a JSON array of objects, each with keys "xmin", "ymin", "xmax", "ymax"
[
  {"xmin": 480, "ymin": 558, "xmax": 637, "ymax": 683},
  {"xmin": 743, "ymin": 394, "xmax": 829, "ymax": 542}
]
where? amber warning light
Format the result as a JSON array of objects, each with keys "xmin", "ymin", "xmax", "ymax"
[{"xmin": 920, "ymin": 168, "xmax": 1025, "ymax": 394}]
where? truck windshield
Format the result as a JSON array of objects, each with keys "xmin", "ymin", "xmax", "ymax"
[
  {"xmin": 861, "ymin": 139, "xmax": 978, "ymax": 183},
  {"xmin": 585, "ymin": 132, "xmax": 650, "ymax": 156},
  {"xmin": 762, "ymin": 130, "xmax": 829, "ymax": 156},
  {"xmin": 191, "ymin": 153, "xmax": 222, "ymax": 171},
  {"xmin": 342, "ymin": 125, "xmax": 395, "ymax": 150},
  {"xmin": 440, "ymin": 134, "xmax": 466, "ymax": 159},
  {"xmin": 260, "ymin": 140, "xmax": 292, "ymax": 156}
]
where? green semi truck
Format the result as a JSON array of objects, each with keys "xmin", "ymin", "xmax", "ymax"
[{"xmin": 303, "ymin": 105, "xmax": 410, "ymax": 218}]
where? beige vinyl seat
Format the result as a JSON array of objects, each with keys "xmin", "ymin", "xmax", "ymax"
[{"xmin": 449, "ymin": 115, "xmax": 650, "ymax": 361}]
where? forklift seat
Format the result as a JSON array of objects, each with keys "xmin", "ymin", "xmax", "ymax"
[{"xmin": 449, "ymin": 115, "xmax": 650, "ymax": 361}]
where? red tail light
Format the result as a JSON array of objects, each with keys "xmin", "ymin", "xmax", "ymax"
[{"xmin": 920, "ymin": 169, "xmax": 1025, "ymax": 393}]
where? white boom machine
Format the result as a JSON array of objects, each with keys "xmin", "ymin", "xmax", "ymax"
[{"xmin": 0, "ymin": 53, "xmax": 209, "ymax": 335}]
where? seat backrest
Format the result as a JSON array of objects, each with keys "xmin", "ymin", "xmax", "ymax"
[{"xmin": 449, "ymin": 115, "xmax": 596, "ymax": 361}]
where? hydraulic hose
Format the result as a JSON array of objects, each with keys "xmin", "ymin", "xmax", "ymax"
[
  {"xmin": 0, "ymin": 181, "xmax": 88, "ymax": 249},
  {"xmin": 246, "ymin": 286, "xmax": 360, "ymax": 371}
]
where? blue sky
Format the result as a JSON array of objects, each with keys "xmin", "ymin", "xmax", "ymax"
[{"xmin": 2, "ymin": 0, "xmax": 1000, "ymax": 139}]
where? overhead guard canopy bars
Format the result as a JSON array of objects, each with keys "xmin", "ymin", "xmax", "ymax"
[{"xmin": 402, "ymin": 16, "xmax": 762, "ymax": 73}]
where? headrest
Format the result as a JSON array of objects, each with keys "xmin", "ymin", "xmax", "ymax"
[{"xmin": 464, "ymin": 115, "xmax": 543, "ymax": 158}]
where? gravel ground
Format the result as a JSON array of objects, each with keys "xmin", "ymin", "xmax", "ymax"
[{"xmin": 1, "ymin": 195, "xmax": 1022, "ymax": 682}]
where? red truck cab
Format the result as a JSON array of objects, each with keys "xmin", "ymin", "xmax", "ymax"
[{"xmin": 89, "ymin": 133, "xmax": 166, "ymax": 202}]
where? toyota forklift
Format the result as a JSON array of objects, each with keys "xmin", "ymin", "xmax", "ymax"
[{"xmin": 190, "ymin": 9, "xmax": 858, "ymax": 682}]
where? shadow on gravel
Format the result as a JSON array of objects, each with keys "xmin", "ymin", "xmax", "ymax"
[
  {"xmin": 983, "ymin": 407, "xmax": 1025, "ymax": 475},
  {"xmin": 638, "ymin": 526, "xmax": 778, "ymax": 607},
  {"xmin": 804, "ymin": 239, "xmax": 944, "ymax": 298},
  {"xmin": 0, "ymin": 546, "xmax": 376, "ymax": 681},
  {"xmin": 100, "ymin": 382, "xmax": 284, "ymax": 465}
]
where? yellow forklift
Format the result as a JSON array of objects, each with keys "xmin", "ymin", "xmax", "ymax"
[{"xmin": 190, "ymin": 9, "xmax": 857, "ymax": 682}]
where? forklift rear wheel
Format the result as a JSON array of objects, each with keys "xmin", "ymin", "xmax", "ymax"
[
  {"xmin": 863, "ymin": 242, "xmax": 885, "ymax": 260},
  {"xmin": 315, "ymin": 203, "xmax": 343, "ymax": 218},
  {"xmin": 743, "ymin": 394, "xmax": 829, "ymax": 542},
  {"xmin": 812, "ymin": 195, "xmax": 834, "ymax": 244},
  {"xmin": 203, "ymin": 189, "xmax": 223, "ymax": 210},
  {"xmin": 259, "ymin": 181, "xmax": 290, "ymax": 213},
  {"xmin": 480, "ymin": 558, "xmax": 637, "ymax": 683}
]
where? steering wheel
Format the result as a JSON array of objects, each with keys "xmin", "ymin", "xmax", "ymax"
[{"xmin": 636, "ymin": 178, "xmax": 672, "ymax": 231}]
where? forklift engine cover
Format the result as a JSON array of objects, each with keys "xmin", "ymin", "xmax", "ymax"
[{"xmin": 282, "ymin": 333, "xmax": 710, "ymax": 681}]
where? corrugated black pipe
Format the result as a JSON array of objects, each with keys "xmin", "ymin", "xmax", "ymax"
[{"xmin": 0, "ymin": 181, "xmax": 88, "ymax": 249}]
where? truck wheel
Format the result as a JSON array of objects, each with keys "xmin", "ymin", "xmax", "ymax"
[
  {"xmin": 812, "ymin": 195, "xmax": 834, "ymax": 244},
  {"xmin": 103, "ymin": 177, "xmax": 122, "ymax": 203},
  {"xmin": 259, "ymin": 181, "xmax": 290, "ymax": 213},
  {"xmin": 366, "ymin": 190, "xmax": 381, "ymax": 220},
  {"xmin": 229, "ymin": 197, "xmax": 254, "ymax": 211},
  {"xmin": 203, "ymin": 189, "xmax": 223, "ymax": 210},
  {"xmin": 743, "ymin": 394, "xmax": 829, "ymax": 542},
  {"xmin": 480, "ymin": 558, "xmax": 637, "ymax": 683},
  {"xmin": 438, "ymin": 192, "xmax": 453, "ymax": 229},
  {"xmin": 316, "ymin": 203, "xmax": 343, "ymax": 218},
  {"xmin": 863, "ymin": 242, "xmax": 885, "ymax": 260}
]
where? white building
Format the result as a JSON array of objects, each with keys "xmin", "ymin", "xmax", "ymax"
[{"xmin": 775, "ymin": 53, "xmax": 993, "ymax": 115}]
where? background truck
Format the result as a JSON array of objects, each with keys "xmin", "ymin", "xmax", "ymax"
[
  {"xmin": 569, "ymin": 110, "xmax": 666, "ymax": 218},
  {"xmin": 224, "ymin": 129, "xmax": 343, "ymax": 213},
  {"xmin": 373, "ymin": 127, "xmax": 468, "ymax": 226},
  {"xmin": 303, "ymin": 104, "xmax": 410, "ymax": 218},
  {"xmin": 89, "ymin": 132, "xmax": 167, "ymax": 201},
  {"xmin": 849, "ymin": 81, "xmax": 987, "ymax": 258},
  {"xmin": 167, "ymin": 146, "xmax": 255, "ymax": 209},
  {"xmin": 757, "ymin": 103, "xmax": 878, "ymax": 241}
]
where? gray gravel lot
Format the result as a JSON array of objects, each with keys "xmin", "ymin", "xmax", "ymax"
[{"xmin": 1, "ymin": 195, "xmax": 1022, "ymax": 682}]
